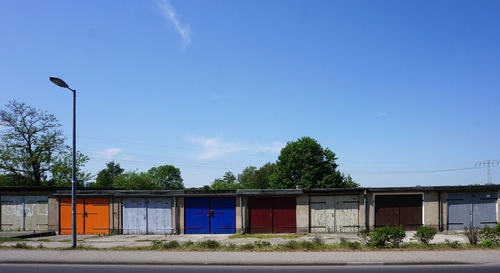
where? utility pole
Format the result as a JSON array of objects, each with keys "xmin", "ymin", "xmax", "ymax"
[{"xmin": 475, "ymin": 160, "xmax": 500, "ymax": 184}]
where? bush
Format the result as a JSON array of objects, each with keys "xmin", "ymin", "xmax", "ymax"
[
  {"xmin": 480, "ymin": 239, "xmax": 493, "ymax": 248},
  {"xmin": 254, "ymin": 240, "xmax": 271, "ymax": 248},
  {"xmin": 14, "ymin": 242, "xmax": 31, "ymax": 249},
  {"xmin": 480, "ymin": 224, "xmax": 500, "ymax": 244},
  {"xmin": 414, "ymin": 226, "xmax": 437, "ymax": 245},
  {"xmin": 281, "ymin": 240, "xmax": 299, "ymax": 250},
  {"xmin": 366, "ymin": 226, "xmax": 406, "ymax": 248},
  {"xmin": 464, "ymin": 224, "xmax": 481, "ymax": 245},
  {"xmin": 240, "ymin": 243, "xmax": 255, "ymax": 250},
  {"xmin": 198, "ymin": 240, "xmax": 221, "ymax": 249},
  {"xmin": 298, "ymin": 241, "xmax": 318, "ymax": 250}
]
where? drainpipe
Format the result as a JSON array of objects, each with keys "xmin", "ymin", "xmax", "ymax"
[
  {"xmin": 364, "ymin": 189, "xmax": 368, "ymax": 230},
  {"xmin": 239, "ymin": 195, "xmax": 244, "ymax": 234},
  {"xmin": 173, "ymin": 196, "xmax": 177, "ymax": 234}
]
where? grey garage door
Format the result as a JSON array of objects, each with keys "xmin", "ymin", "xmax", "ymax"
[
  {"xmin": 447, "ymin": 192, "xmax": 497, "ymax": 230},
  {"xmin": 122, "ymin": 198, "xmax": 172, "ymax": 234},
  {"xmin": 1, "ymin": 196, "xmax": 48, "ymax": 231},
  {"xmin": 310, "ymin": 195, "xmax": 359, "ymax": 233}
]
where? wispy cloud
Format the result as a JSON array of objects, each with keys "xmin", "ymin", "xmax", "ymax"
[
  {"xmin": 155, "ymin": 0, "xmax": 192, "ymax": 48},
  {"xmin": 90, "ymin": 148, "xmax": 133, "ymax": 161},
  {"xmin": 185, "ymin": 136, "xmax": 284, "ymax": 160}
]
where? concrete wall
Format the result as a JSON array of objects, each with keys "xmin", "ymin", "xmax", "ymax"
[
  {"xmin": 235, "ymin": 196, "xmax": 245, "ymax": 233},
  {"xmin": 296, "ymin": 194, "xmax": 309, "ymax": 233},
  {"xmin": 47, "ymin": 196, "xmax": 59, "ymax": 232},
  {"xmin": 110, "ymin": 197, "xmax": 121, "ymax": 234},
  {"xmin": 424, "ymin": 191, "xmax": 439, "ymax": 228},
  {"xmin": 177, "ymin": 197, "xmax": 184, "ymax": 234},
  {"xmin": 358, "ymin": 192, "xmax": 366, "ymax": 231}
]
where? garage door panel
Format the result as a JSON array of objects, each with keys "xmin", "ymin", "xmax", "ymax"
[
  {"xmin": 375, "ymin": 195, "xmax": 422, "ymax": 230},
  {"xmin": 272, "ymin": 197, "xmax": 296, "ymax": 233},
  {"xmin": 335, "ymin": 196, "xmax": 359, "ymax": 232},
  {"xmin": 185, "ymin": 197, "xmax": 210, "ymax": 234},
  {"xmin": 1, "ymin": 196, "xmax": 23, "ymax": 231},
  {"xmin": 147, "ymin": 198, "xmax": 172, "ymax": 234},
  {"xmin": 210, "ymin": 198, "xmax": 235, "ymax": 234},
  {"xmin": 84, "ymin": 198, "xmax": 110, "ymax": 235},
  {"xmin": 60, "ymin": 198, "xmax": 84, "ymax": 235},
  {"xmin": 123, "ymin": 198, "xmax": 147, "ymax": 235},
  {"xmin": 248, "ymin": 198, "xmax": 272, "ymax": 233},
  {"xmin": 24, "ymin": 196, "xmax": 48, "ymax": 231},
  {"xmin": 473, "ymin": 193, "xmax": 497, "ymax": 228},
  {"xmin": 310, "ymin": 196, "xmax": 333, "ymax": 233}
]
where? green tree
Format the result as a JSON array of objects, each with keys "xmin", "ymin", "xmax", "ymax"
[
  {"xmin": 147, "ymin": 165, "xmax": 184, "ymax": 190},
  {"xmin": 238, "ymin": 162, "xmax": 276, "ymax": 189},
  {"xmin": 93, "ymin": 161, "xmax": 124, "ymax": 188},
  {"xmin": 211, "ymin": 171, "xmax": 240, "ymax": 190},
  {"xmin": 0, "ymin": 101, "xmax": 66, "ymax": 185},
  {"xmin": 113, "ymin": 171, "xmax": 159, "ymax": 190},
  {"xmin": 269, "ymin": 136, "xmax": 358, "ymax": 189},
  {"xmin": 49, "ymin": 149, "xmax": 92, "ymax": 187}
]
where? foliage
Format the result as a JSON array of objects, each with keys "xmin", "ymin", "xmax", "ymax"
[
  {"xmin": 0, "ymin": 101, "xmax": 70, "ymax": 186},
  {"xmin": 210, "ymin": 171, "xmax": 241, "ymax": 190},
  {"xmin": 238, "ymin": 162, "xmax": 276, "ymax": 189},
  {"xmin": 254, "ymin": 240, "xmax": 272, "ymax": 248},
  {"xmin": 444, "ymin": 239, "xmax": 461, "ymax": 249},
  {"xmin": 269, "ymin": 137, "xmax": 358, "ymax": 189},
  {"xmin": 93, "ymin": 161, "xmax": 124, "ymax": 188},
  {"xmin": 197, "ymin": 240, "xmax": 220, "ymax": 249},
  {"xmin": 151, "ymin": 240, "xmax": 180, "ymax": 249},
  {"xmin": 113, "ymin": 171, "xmax": 159, "ymax": 190},
  {"xmin": 148, "ymin": 165, "xmax": 184, "ymax": 190},
  {"xmin": 366, "ymin": 226, "xmax": 406, "ymax": 248},
  {"xmin": 49, "ymin": 149, "xmax": 92, "ymax": 187},
  {"xmin": 479, "ymin": 224, "xmax": 500, "ymax": 244},
  {"xmin": 464, "ymin": 224, "xmax": 481, "ymax": 245},
  {"xmin": 414, "ymin": 226, "xmax": 437, "ymax": 245}
]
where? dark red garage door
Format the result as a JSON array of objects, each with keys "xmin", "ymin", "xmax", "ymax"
[
  {"xmin": 248, "ymin": 197, "xmax": 296, "ymax": 233},
  {"xmin": 375, "ymin": 194, "xmax": 422, "ymax": 230}
]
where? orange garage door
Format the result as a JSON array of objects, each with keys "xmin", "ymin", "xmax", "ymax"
[{"xmin": 60, "ymin": 198, "xmax": 110, "ymax": 235}]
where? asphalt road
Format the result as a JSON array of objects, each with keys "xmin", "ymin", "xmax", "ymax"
[{"xmin": 1, "ymin": 264, "xmax": 500, "ymax": 273}]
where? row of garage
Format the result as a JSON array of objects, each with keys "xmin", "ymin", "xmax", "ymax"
[{"xmin": 1, "ymin": 186, "xmax": 499, "ymax": 234}]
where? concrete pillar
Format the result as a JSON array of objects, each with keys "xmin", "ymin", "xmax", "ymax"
[
  {"xmin": 111, "ymin": 197, "xmax": 121, "ymax": 234},
  {"xmin": 177, "ymin": 197, "xmax": 184, "ymax": 234},
  {"xmin": 358, "ymin": 192, "xmax": 366, "ymax": 231},
  {"xmin": 441, "ymin": 192, "xmax": 449, "ymax": 231},
  {"xmin": 47, "ymin": 197, "xmax": 59, "ymax": 233},
  {"xmin": 424, "ymin": 191, "xmax": 439, "ymax": 229},
  {"xmin": 235, "ymin": 197, "xmax": 242, "ymax": 233},
  {"xmin": 296, "ymin": 194, "xmax": 309, "ymax": 233},
  {"xmin": 367, "ymin": 192, "xmax": 375, "ymax": 230}
]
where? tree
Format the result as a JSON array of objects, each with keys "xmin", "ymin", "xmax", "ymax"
[
  {"xmin": 238, "ymin": 162, "xmax": 276, "ymax": 189},
  {"xmin": 269, "ymin": 136, "xmax": 358, "ymax": 189},
  {"xmin": 49, "ymin": 149, "xmax": 92, "ymax": 187},
  {"xmin": 113, "ymin": 171, "xmax": 159, "ymax": 190},
  {"xmin": 211, "ymin": 171, "xmax": 240, "ymax": 190},
  {"xmin": 93, "ymin": 161, "xmax": 124, "ymax": 188},
  {"xmin": 0, "ymin": 101, "xmax": 66, "ymax": 185},
  {"xmin": 147, "ymin": 165, "xmax": 184, "ymax": 190}
]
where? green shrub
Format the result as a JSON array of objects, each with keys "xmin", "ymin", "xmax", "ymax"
[
  {"xmin": 480, "ymin": 239, "xmax": 493, "ymax": 248},
  {"xmin": 240, "ymin": 243, "xmax": 255, "ymax": 250},
  {"xmin": 183, "ymin": 240, "xmax": 194, "ymax": 247},
  {"xmin": 367, "ymin": 226, "xmax": 406, "ymax": 248},
  {"xmin": 414, "ymin": 226, "xmax": 437, "ymax": 245},
  {"xmin": 254, "ymin": 240, "xmax": 271, "ymax": 248},
  {"xmin": 444, "ymin": 239, "xmax": 461, "ymax": 249},
  {"xmin": 198, "ymin": 240, "xmax": 220, "ymax": 249},
  {"xmin": 480, "ymin": 224, "xmax": 500, "ymax": 244},
  {"xmin": 281, "ymin": 240, "xmax": 299, "ymax": 250},
  {"xmin": 464, "ymin": 224, "xmax": 480, "ymax": 245},
  {"xmin": 162, "ymin": 240, "xmax": 180, "ymax": 249},
  {"xmin": 298, "ymin": 241, "xmax": 318, "ymax": 250},
  {"xmin": 14, "ymin": 242, "xmax": 31, "ymax": 249}
]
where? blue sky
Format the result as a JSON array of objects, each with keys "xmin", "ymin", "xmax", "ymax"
[{"xmin": 1, "ymin": 0, "xmax": 499, "ymax": 188}]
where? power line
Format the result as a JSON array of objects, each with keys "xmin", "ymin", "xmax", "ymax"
[{"xmin": 475, "ymin": 160, "xmax": 500, "ymax": 184}]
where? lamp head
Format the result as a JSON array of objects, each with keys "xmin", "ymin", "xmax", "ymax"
[{"xmin": 49, "ymin": 77, "xmax": 69, "ymax": 89}]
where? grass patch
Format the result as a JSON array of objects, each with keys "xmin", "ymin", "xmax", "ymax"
[
  {"xmin": 0, "ymin": 237, "xmax": 25, "ymax": 242},
  {"xmin": 13, "ymin": 242, "xmax": 32, "ymax": 249},
  {"xmin": 229, "ymin": 234, "xmax": 301, "ymax": 240}
]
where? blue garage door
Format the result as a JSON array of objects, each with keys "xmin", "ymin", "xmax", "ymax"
[
  {"xmin": 447, "ymin": 192, "xmax": 497, "ymax": 230},
  {"xmin": 185, "ymin": 197, "xmax": 235, "ymax": 234}
]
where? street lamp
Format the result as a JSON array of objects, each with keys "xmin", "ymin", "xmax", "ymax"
[{"xmin": 49, "ymin": 76, "xmax": 77, "ymax": 248}]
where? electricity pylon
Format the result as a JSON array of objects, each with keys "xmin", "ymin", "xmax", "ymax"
[{"xmin": 475, "ymin": 160, "xmax": 500, "ymax": 184}]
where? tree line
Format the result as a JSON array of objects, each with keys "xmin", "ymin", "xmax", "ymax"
[{"xmin": 0, "ymin": 101, "xmax": 358, "ymax": 190}]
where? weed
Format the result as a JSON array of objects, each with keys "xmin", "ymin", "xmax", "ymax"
[
  {"xmin": 197, "ymin": 240, "xmax": 220, "ymax": 249},
  {"xmin": 444, "ymin": 239, "xmax": 461, "ymax": 249},
  {"xmin": 480, "ymin": 239, "xmax": 494, "ymax": 248},
  {"xmin": 298, "ymin": 241, "xmax": 318, "ymax": 250},
  {"xmin": 464, "ymin": 224, "xmax": 481, "ymax": 245},
  {"xmin": 281, "ymin": 240, "xmax": 299, "ymax": 250},
  {"xmin": 254, "ymin": 240, "xmax": 271, "ymax": 248},
  {"xmin": 14, "ymin": 242, "xmax": 32, "ymax": 249},
  {"xmin": 312, "ymin": 234, "xmax": 324, "ymax": 245},
  {"xmin": 240, "ymin": 243, "xmax": 255, "ymax": 250}
]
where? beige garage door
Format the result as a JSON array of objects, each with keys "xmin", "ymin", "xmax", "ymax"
[{"xmin": 310, "ymin": 195, "xmax": 359, "ymax": 233}]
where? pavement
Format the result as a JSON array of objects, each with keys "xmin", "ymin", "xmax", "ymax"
[{"xmin": 0, "ymin": 249, "xmax": 499, "ymax": 265}]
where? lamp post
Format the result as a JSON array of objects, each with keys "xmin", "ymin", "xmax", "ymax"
[{"xmin": 49, "ymin": 76, "xmax": 77, "ymax": 248}]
